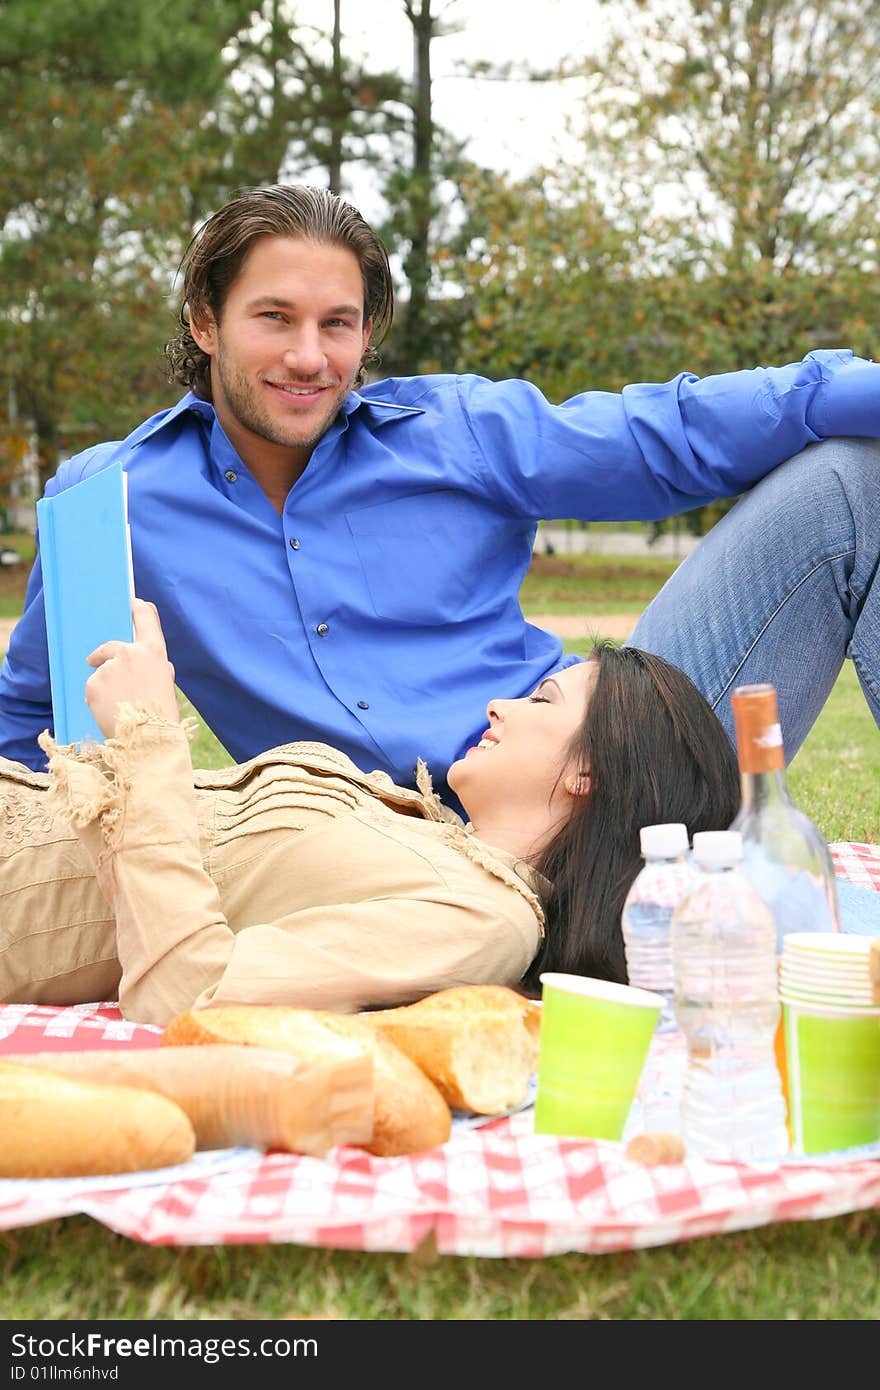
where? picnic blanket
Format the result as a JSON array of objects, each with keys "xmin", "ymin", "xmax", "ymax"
[{"xmin": 1, "ymin": 842, "xmax": 878, "ymax": 1258}]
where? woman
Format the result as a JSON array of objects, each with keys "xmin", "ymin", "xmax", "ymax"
[{"xmin": 0, "ymin": 602, "xmax": 738, "ymax": 1025}]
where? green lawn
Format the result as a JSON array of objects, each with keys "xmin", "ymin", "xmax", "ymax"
[
  {"xmin": 2, "ymin": 549, "xmax": 879, "ymax": 1320},
  {"xmin": 3, "ymin": 1209, "xmax": 877, "ymax": 1320},
  {"xmin": 520, "ymin": 551, "xmax": 681, "ymax": 613}
]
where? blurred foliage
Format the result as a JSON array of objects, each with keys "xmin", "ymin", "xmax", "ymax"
[
  {"xmin": 0, "ymin": 0, "xmax": 257, "ymax": 488},
  {"xmin": 439, "ymin": 0, "xmax": 880, "ymax": 532},
  {"xmin": 1, "ymin": 0, "xmax": 877, "ymax": 536},
  {"xmin": 441, "ymin": 167, "xmax": 645, "ymax": 395},
  {"xmin": 573, "ymin": 0, "xmax": 880, "ymax": 531},
  {"xmin": 218, "ymin": 0, "xmax": 409, "ymax": 191},
  {"xmin": 582, "ymin": 0, "xmax": 880, "ymax": 283}
]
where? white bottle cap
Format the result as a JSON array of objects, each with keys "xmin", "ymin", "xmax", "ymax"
[
  {"xmin": 692, "ymin": 829, "xmax": 743, "ymax": 868},
  {"xmin": 639, "ymin": 822, "xmax": 689, "ymax": 857}
]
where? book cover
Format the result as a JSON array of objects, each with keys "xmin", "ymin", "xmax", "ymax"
[{"xmin": 37, "ymin": 462, "xmax": 135, "ymax": 745}]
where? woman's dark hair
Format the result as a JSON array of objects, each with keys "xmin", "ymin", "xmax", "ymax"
[
  {"xmin": 165, "ymin": 184, "xmax": 394, "ymax": 399},
  {"xmin": 522, "ymin": 643, "xmax": 740, "ymax": 992}
]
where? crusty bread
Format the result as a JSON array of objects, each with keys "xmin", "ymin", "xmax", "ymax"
[
  {"xmin": 0, "ymin": 1059, "xmax": 195, "ymax": 1178},
  {"xmin": 13, "ymin": 1044, "xmax": 373, "ymax": 1158},
  {"xmin": 161, "ymin": 1005, "xmax": 452, "ymax": 1157},
  {"xmin": 871, "ymin": 939, "xmax": 880, "ymax": 1007},
  {"xmin": 364, "ymin": 985, "xmax": 542, "ymax": 1114}
]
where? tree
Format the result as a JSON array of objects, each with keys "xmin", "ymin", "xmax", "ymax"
[
  {"xmin": 218, "ymin": 0, "xmax": 408, "ymax": 193},
  {"xmin": 440, "ymin": 167, "xmax": 645, "ymax": 400},
  {"xmin": 367, "ymin": 0, "xmax": 476, "ymax": 374},
  {"xmin": 573, "ymin": 0, "xmax": 880, "ymax": 368},
  {"xmin": 0, "ymin": 0, "xmax": 255, "ymax": 485}
]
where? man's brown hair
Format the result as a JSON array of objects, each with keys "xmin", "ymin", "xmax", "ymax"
[{"xmin": 166, "ymin": 184, "xmax": 394, "ymax": 398}]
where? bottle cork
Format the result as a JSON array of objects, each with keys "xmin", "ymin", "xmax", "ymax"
[{"xmin": 731, "ymin": 683, "xmax": 786, "ymax": 774}]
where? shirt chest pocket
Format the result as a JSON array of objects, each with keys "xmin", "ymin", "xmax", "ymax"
[{"xmin": 345, "ymin": 490, "xmax": 519, "ymax": 626}]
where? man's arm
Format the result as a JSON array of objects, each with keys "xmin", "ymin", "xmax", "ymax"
[
  {"xmin": 459, "ymin": 349, "xmax": 879, "ymax": 521},
  {"xmin": 0, "ymin": 559, "xmax": 54, "ymax": 768}
]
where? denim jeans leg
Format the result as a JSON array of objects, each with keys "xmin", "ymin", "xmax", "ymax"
[{"xmin": 628, "ymin": 438, "xmax": 880, "ymax": 758}]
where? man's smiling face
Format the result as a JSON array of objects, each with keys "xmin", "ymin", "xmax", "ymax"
[{"xmin": 191, "ymin": 234, "xmax": 372, "ymax": 459}]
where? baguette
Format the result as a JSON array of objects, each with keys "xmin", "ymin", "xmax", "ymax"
[
  {"xmin": 162, "ymin": 1005, "xmax": 452, "ymax": 1157},
  {"xmin": 0, "ymin": 1059, "xmax": 195, "ymax": 1178},
  {"xmin": 12, "ymin": 1045, "xmax": 373, "ymax": 1157},
  {"xmin": 364, "ymin": 985, "xmax": 542, "ymax": 1114}
]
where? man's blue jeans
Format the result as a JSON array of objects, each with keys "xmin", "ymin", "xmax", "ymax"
[{"xmin": 628, "ymin": 437, "xmax": 880, "ymax": 759}]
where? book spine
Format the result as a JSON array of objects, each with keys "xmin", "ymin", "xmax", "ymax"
[{"xmin": 35, "ymin": 497, "xmax": 69, "ymax": 744}]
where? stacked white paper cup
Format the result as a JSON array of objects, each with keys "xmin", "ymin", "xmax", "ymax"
[
  {"xmin": 779, "ymin": 933, "xmax": 880, "ymax": 1154},
  {"xmin": 780, "ymin": 933, "xmax": 877, "ymax": 1011}
]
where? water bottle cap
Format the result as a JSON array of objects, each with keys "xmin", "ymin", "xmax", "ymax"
[
  {"xmin": 692, "ymin": 829, "xmax": 743, "ymax": 868},
  {"xmin": 639, "ymin": 822, "xmax": 689, "ymax": 858}
]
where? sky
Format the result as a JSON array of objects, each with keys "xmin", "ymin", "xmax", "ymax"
[{"xmin": 288, "ymin": 0, "xmax": 604, "ymax": 219}]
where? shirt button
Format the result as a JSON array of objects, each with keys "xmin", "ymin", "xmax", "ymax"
[
  {"xmin": 316, "ymin": 622, "xmax": 329, "ymax": 637},
  {"xmin": 289, "ymin": 538, "xmax": 300, "ymax": 550},
  {"xmin": 224, "ymin": 470, "xmax": 237, "ymax": 483},
  {"xmin": 357, "ymin": 700, "xmax": 369, "ymax": 710}
]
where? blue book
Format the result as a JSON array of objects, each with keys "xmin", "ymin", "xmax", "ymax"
[{"xmin": 37, "ymin": 462, "xmax": 135, "ymax": 745}]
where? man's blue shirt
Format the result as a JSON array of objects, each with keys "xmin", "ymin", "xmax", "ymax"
[{"xmin": 1, "ymin": 351, "xmax": 877, "ymax": 795}]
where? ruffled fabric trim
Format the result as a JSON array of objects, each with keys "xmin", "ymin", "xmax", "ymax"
[
  {"xmin": 437, "ymin": 822, "xmax": 547, "ymax": 938},
  {"xmin": 38, "ymin": 705, "xmax": 195, "ymax": 845},
  {"xmin": 414, "ymin": 758, "xmax": 463, "ymax": 826}
]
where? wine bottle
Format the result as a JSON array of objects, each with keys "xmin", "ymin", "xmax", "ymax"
[{"xmin": 729, "ymin": 683, "xmax": 841, "ymax": 954}]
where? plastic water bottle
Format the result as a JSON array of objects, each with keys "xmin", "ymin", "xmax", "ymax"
[
  {"xmin": 671, "ymin": 830, "xmax": 788, "ymax": 1162},
  {"xmin": 621, "ymin": 822, "xmax": 695, "ymax": 1132}
]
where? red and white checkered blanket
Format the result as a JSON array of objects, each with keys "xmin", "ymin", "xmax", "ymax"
[{"xmin": 1, "ymin": 842, "xmax": 878, "ymax": 1257}]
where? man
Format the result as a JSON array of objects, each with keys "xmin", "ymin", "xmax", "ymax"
[{"xmin": 1, "ymin": 183, "xmax": 878, "ymax": 803}]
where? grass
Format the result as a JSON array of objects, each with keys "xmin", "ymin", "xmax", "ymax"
[
  {"xmin": 2, "ymin": 1210, "xmax": 878, "ymax": 1320},
  {"xmin": 2, "ymin": 548, "xmax": 879, "ymax": 1320},
  {"xmin": 519, "ymin": 552, "xmax": 681, "ymax": 614}
]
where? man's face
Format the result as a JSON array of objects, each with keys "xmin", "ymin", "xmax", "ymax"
[{"xmin": 191, "ymin": 235, "xmax": 372, "ymax": 458}]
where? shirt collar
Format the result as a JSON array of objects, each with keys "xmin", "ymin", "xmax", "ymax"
[
  {"xmin": 129, "ymin": 392, "xmax": 214, "ymax": 449},
  {"xmin": 129, "ymin": 388, "xmax": 423, "ymax": 451},
  {"xmin": 340, "ymin": 390, "xmax": 425, "ymax": 425}
]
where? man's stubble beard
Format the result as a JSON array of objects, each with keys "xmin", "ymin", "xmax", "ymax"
[{"xmin": 215, "ymin": 343, "xmax": 355, "ymax": 453}]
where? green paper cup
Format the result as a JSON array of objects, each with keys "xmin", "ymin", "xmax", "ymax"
[
  {"xmin": 534, "ymin": 972, "xmax": 664, "ymax": 1141},
  {"xmin": 782, "ymin": 997, "xmax": 880, "ymax": 1155}
]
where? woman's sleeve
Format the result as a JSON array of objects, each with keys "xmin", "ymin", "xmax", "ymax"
[{"xmin": 43, "ymin": 712, "xmax": 538, "ymax": 1025}]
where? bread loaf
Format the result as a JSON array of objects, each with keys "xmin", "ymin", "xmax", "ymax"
[
  {"xmin": 364, "ymin": 985, "xmax": 542, "ymax": 1114},
  {"xmin": 870, "ymin": 939, "xmax": 880, "ymax": 1007},
  {"xmin": 161, "ymin": 1005, "xmax": 452, "ymax": 1157},
  {"xmin": 12, "ymin": 1044, "xmax": 373, "ymax": 1157},
  {"xmin": 0, "ymin": 1059, "xmax": 195, "ymax": 1178}
]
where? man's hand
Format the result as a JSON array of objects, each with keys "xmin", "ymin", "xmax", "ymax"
[{"xmin": 85, "ymin": 599, "xmax": 180, "ymax": 737}]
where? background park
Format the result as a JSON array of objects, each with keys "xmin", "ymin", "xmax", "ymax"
[{"xmin": 2, "ymin": 0, "xmax": 879, "ymax": 1320}]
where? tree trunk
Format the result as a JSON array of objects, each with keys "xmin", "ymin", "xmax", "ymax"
[{"xmin": 402, "ymin": 0, "xmax": 435, "ymax": 369}]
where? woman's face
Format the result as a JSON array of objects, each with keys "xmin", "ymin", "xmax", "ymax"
[{"xmin": 448, "ymin": 660, "xmax": 598, "ymax": 820}]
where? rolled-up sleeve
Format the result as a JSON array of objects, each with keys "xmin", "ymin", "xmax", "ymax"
[{"xmin": 460, "ymin": 349, "xmax": 879, "ymax": 521}]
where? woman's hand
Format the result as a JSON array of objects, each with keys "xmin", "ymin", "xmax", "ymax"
[{"xmin": 85, "ymin": 599, "xmax": 180, "ymax": 737}]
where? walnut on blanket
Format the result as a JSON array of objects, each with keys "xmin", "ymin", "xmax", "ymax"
[{"xmin": 625, "ymin": 1132, "xmax": 687, "ymax": 1166}]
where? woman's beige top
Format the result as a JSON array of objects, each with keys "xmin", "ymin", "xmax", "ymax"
[{"xmin": 0, "ymin": 708, "xmax": 545, "ymax": 1026}]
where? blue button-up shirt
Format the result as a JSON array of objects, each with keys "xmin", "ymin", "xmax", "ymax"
[{"xmin": 1, "ymin": 352, "xmax": 877, "ymax": 795}]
